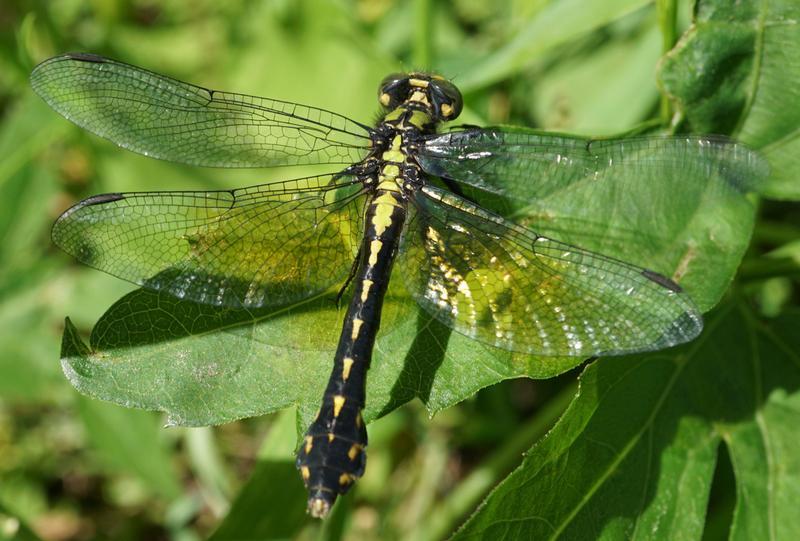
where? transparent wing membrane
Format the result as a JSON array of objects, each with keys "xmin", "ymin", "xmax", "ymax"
[
  {"xmin": 31, "ymin": 53, "xmax": 372, "ymax": 168},
  {"xmin": 52, "ymin": 175, "xmax": 366, "ymax": 308},
  {"xmin": 399, "ymin": 185, "xmax": 702, "ymax": 356},
  {"xmin": 419, "ymin": 129, "xmax": 769, "ymax": 201}
]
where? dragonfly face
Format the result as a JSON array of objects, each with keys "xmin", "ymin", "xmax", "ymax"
[
  {"xmin": 378, "ymin": 72, "xmax": 463, "ymax": 122},
  {"xmin": 31, "ymin": 53, "xmax": 768, "ymax": 518}
]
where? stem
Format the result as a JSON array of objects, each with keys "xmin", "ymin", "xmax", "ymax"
[
  {"xmin": 413, "ymin": 0, "xmax": 432, "ymax": 69},
  {"xmin": 656, "ymin": 0, "xmax": 678, "ymax": 123}
]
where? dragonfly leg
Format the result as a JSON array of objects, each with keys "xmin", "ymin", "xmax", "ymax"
[{"xmin": 336, "ymin": 243, "xmax": 364, "ymax": 308}]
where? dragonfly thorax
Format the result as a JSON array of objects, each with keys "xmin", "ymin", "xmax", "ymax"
[{"xmin": 378, "ymin": 72, "xmax": 463, "ymax": 123}]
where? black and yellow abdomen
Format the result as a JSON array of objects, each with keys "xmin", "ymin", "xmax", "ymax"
[
  {"xmin": 296, "ymin": 74, "xmax": 453, "ymax": 518},
  {"xmin": 296, "ymin": 180, "xmax": 407, "ymax": 517}
]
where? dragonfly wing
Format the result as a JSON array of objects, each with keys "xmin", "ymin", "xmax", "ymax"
[
  {"xmin": 398, "ymin": 185, "xmax": 702, "ymax": 356},
  {"xmin": 53, "ymin": 174, "xmax": 366, "ymax": 308},
  {"xmin": 418, "ymin": 128, "xmax": 769, "ymax": 201},
  {"xmin": 30, "ymin": 53, "xmax": 372, "ymax": 168}
]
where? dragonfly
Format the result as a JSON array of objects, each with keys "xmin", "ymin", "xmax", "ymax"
[{"xmin": 31, "ymin": 53, "xmax": 766, "ymax": 518}]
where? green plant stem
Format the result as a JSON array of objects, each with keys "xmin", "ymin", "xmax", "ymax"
[
  {"xmin": 413, "ymin": 0, "xmax": 432, "ymax": 69},
  {"xmin": 412, "ymin": 381, "xmax": 578, "ymax": 541},
  {"xmin": 656, "ymin": 0, "xmax": 678, "ymax": 123}
]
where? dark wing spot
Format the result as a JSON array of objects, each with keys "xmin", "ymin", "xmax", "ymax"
[
  {"xmin": 66, "ymin": 52, "xmax": 107, "ymax": 63},
  {"xmin": 82, "ymin": 193, "xmax": 125, "ymax": 206},
  {"xmin": 641, "ymin": 269, "xmax": 683, "ymax": 293}
]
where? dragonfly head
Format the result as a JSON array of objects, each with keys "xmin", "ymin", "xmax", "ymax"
[{"xmin": 378, "ymin": 73, "xmax": 463, "ymax": 122}]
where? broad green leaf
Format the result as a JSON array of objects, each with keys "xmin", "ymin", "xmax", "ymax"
[
  {"xmin": 452, "ymin": 301, "xmax": 800, "ymax": 540},
  {"xmin": 457, "ymin": 0, "xmax": 652, "ymax": 91},
  {"xmin": 59, "ymin": 148, "xmax": 760, "ymax": 429},
  {"xmin": 59, "ymin": 280, "xmax": 580, "ymax": 431},
  {"xmin": 658, "ymin": 0, "xmax": 800, "ymax": 199}
]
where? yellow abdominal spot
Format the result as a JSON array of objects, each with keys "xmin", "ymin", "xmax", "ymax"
[
  {"xmin": 328, "ymin": 433, "xmax": 335, "ymax": 443},
  {"xmin": 304, "ymin": 435, "xmax": 313, "ymax": 454},
  {"xmin": 381, "ymin": 164, "xmax": 400, "ymax": 180},
  {"xmin": 348, "ymin": 444, "xmax": 362, "ymax": 460},
  {"xmin": 300, "ymin": 466, "xmax": 310, "ymax": 481},
  {"xmin": 368, "ymin": 240, "xmax": 383, "ymax": 266},
  {"xmin": 333, "ymin": 395, "xmax": 345, "ymax": 417},
  {"xmin": 360, "ymin": 280, "xmax": 373, "ymax": 302},
  {"xmin": 339, "ymin": 473, "xmax": 354, "ymax": 486},
  {"xmin": 342, "ymin": 356, "xmax": 355, "ymax": 380},
  {"xmin": 351, "ymin": 319, "xmax": 363, "ymax": 340},
  {"xmin": 372, "ymin": 193, "xmax": 398, "ymax": 235}
]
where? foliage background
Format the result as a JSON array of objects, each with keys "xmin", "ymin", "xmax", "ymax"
[{"xmin": 0, "ymin": 0, "xmax": 798, "ymax": 540}]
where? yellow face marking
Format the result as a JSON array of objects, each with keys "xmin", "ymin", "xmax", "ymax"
[
  {"xmin": 431, "ymin": 74, "xmax": 445, "ymax": 81},
  {"xmin": 351, "ymin": 319, "xmax": 363, "ymax": 340},
  {"xmin": 328, "ymin": 433, "xmax": 335, "ymax": 443},
  {"xmin": 368, "ymin": 239, "xmax": 383, "ymax": 266},
  {"xmin": 409, "ymin": 78, "xmax": 430, "ymax": 88},
  {"xmin": 360, "ymin": 280, "xmax": 373, "ymax": 302},
  {"xmin": 300, "ymin": 466, "xmax": 310, "ymax": 482},
  {"xmin": 409, "ymin": 90, "xmax": 429, "ymax": 104},
  {"xmin": 379, "ymin": 93, "xmax": 391, "ymax": 107},
  {"xmin": 339, "ymin": 473, "xmax": 354, "ymax": 486},
  {"xmin": 342, "ymin": 356, "xmax": 355, "ymax": 380},
  {"xmin": 333, "ymin": 395, "xmax": 346, "ymax": 417},
  {"xmin": 441, "ymin": 103, "xmax": 454, "ymax": 118},
  {"xmin": 348, "ymin": 444, "xmax": 361, "ymax": 461},
  {"xmin": 304, "ymin": 435, "xmax": 313, "ymax": 454}
]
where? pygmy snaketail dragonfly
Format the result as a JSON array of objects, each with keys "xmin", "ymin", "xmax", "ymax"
[{"xmin": 31, "ymin": 53, "xmax": 767, "ymax": 518}]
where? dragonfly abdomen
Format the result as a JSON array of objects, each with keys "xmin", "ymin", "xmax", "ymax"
[{"xmin": 297, "ymin": 186, "xmax": 407, "ymax": 518}]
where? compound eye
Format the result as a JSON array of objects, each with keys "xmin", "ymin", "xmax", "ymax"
[
  {"xmin": 378, "ymin": 73, "xmax": 409, "ymax": 109},
  {"xmin": 429, "ymin": 78, "xmax": 463, "ymax": 120}
]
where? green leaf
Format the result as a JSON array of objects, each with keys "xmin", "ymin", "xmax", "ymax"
[
  {"xmin": 658, "ymin": 0, "xmax": 800, "ymax": 199},
  {"xmin": 59, "ymin": 281, "xmax": 581, "ymax": 432},
  {"xmin": 457, "ymin": 0, "xmax": 652, "ymax": 91},
  {"xmin": 57, "ymin": 135, "xmax": 765, "ymax": 433},
  {"xmin": 452, "ymin": 300, "xmax": 800, "ymax": 540}
]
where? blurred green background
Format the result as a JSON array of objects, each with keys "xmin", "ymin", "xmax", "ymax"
[{"xmin": 1, "ymin": 0, "xmax": 798, "ymax": 540}]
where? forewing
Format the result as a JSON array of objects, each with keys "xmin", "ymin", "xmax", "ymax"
[
  {"xmin": 398, "ymin": 185, "xmax": 702, "ymax": 356},
  {"xmin": 52, "ymin": 174, "xmax": 366, "ymax": 308},
  {"xmin": 30, "ymin": 53, "xmax": 371, "ymax": 167},
  {"xmin": 418, "ymin": 128, "xmax": 769, "ymax": 201}
]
